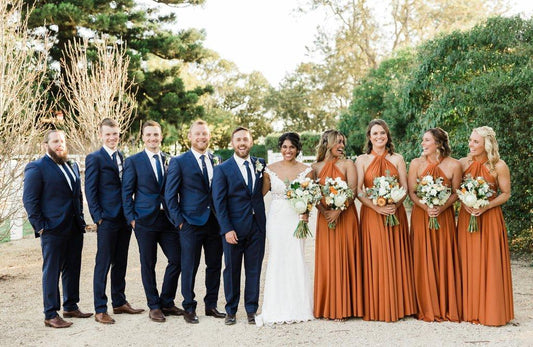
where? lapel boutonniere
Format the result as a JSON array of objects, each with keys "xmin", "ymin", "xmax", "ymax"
[
  {"xmin": 212, "ymin": 155, "xmax": 220, "ymax": 166},
  {"xmin": 255, "ymin": 160, "xmax": 264, "ymax": 174}
]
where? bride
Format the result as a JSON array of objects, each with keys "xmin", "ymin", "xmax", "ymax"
[{"xmin": 256, "ymin": 132, "xmax": 315, "ymax": 326}]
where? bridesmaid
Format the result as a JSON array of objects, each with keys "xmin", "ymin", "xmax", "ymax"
[
  {"xmin": 311, "ymin": 129, "xmax": 363, "ymax": 321},
  {"xmin": 355, "ymin": 119, "xmax": 417, "ymax": 322},
  {"xmin": 457, "ymin": 126, "xmax": 514, "ymax": 326},
  {"xmin": 407, "ymin": 128, "xmax": 462, "ymax": 322}
]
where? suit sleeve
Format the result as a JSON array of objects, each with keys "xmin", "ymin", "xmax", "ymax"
[
  {"xmin": 74, "ymin": 162, "xmax": 86, "ymax": 227},
  {"xmin": 122, "ymin": 157, "xmax": 136, "ymax": 225},
  {"xmin": 22, "ymin": 162, "xmax": 45, "ymax": 237},
  {"xmin": 212, "ymin": 165, "xmax": 234, "ymax": 235},
  {"xmin": 164, "ymin": 157, "xmax": 183, "ymax": 228},
  {"xmin": 84, "ymin": 153, "xmax": 103, "ymax": 223}
]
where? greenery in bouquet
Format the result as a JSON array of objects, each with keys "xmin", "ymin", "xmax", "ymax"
[
  {"xmin": 321, "ymin": 177, "xmax": 354, "ymax": 229},
  {"xmin": 456, "ymin": 174, "xmax": 494, "ymax": 233},
  {"xmin": 286, "ymin": 177, "xmax": 322, "ymax": 238},
  {"xmin": 415, "ymin": 175, "xmax": 451, "ymax": 230},
  {"xmin": 365, "ymin": 171, "xmax": 406, "ymax": 227}
]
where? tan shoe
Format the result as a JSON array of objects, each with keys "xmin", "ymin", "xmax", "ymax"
[
  {"xmin": 95, "ymin": 312, "xmax": 115, "ymax": 324},
  {"xmin": 113, "ymin": 302, "xmax": 145, "ymax": 314},
  {"xmin": 63, "ymin": 309, "xmax": 93, "ymax": 318},
  {"xmin": 44, "ymin": 315, "xmax": 73, "ymax": 328}
]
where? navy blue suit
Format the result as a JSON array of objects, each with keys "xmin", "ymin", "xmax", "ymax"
[
  {"xmin": 212, "ymin": 156, "xmax": 266, "ymax": 315},
  {"xmin": 85, "ymin": 147, "xmax": 131, "ymax": 313},
  {"xmin": 23, "ymin": 155, "xmax": 86, "ymax": 319},
  {"xmin": 165, "ymin": 150, "xmax": 223, "ymax": 313},
  {"xmin": 122, "ymin": 150, "xmax": 180, "ymax": 310}
]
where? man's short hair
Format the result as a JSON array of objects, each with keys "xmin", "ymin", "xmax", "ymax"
[
  {"xmin": 231, "ymin": 126, "xmax": 251, "ymax": 139},
  {"xmin": 142, "ymin": 120, "xmax": 161, "ymax": 134},
  {"xmin": 99, "ymin": 118, "xmax": 119, "ymax": 131},
  {"xmin": 43, "ymin": 129, "xmax": 64, "ymax": 143},
  {"xmin": 189, "ymin": 119, "xmax": 209, "ymax": 133}
]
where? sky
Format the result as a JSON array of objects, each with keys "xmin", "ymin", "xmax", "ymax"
[{"xmin": 140, "ymin": 0, "xmax": 533, "ymax": 86}]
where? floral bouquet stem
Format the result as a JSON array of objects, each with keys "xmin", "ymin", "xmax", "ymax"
[
  {"xmin": 328, "ymin": 221, "xmax": 337, "ymax": 230},
  {"xmin": 294, "ymin": 220, "xmax": 313, "ymax": 239},
  {"xmin": 428, "ymin": 216, "xmax": 440, "ymax": 230},
  {"xmin": 385, "ymin": 214, "xmax": 399, "ymax": 227},
  {"xmin": 468, "ymin": 215, "xmax": 479, "ymax": 233}
]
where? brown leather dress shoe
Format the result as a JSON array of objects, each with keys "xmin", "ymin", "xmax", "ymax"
[
  {"xmin": 113, "ymin": 302, "xmax": 145, "ymax": 315},
  {"xmin": 183, "ymin": 311, "xmax": 199, "ymax": 324},
  {"xmin": 63, "ymin": 309, "xmax": 93, "ymax": 318},
  {"xmin": 205, "ymin": 308, "xmax": 226, "ymax": 318},
  {"xmin": 149, "ymin": 309, "xmax": 166, "ymax": 322},
  {"xmin": 44, "ymin": 315, "xmax": 73, "ymax": 328},
  {"xmin": 247, "ymin": 313, "xmax": 256, "ymax": 324},
  {"xmin": 161, "ymin": 305, "xmax": 185, "ymax": 316},
  {"xmin": 225, "ymin": 314, "xmax": 236, "ymax": 325},
  {"xmin": 95, "ymin": 312, "xmax": 115, "ymax": 324}
]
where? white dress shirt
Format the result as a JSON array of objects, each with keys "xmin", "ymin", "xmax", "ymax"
[
  {"xmin": 47, "ymin": 153, "xmax": 76, "ymax": 190},
  {"xmin": 103, "ymin": 145, "xmax": 122, "ymax": 177},
  {"xmin": 144, "ymin": 148, "xmax": 164, "ymax": 180},
  {"xmin": 191, "ymin": 148, "xmax": 213, "ymax": 184},
  {"xmin": 233, "ymin": 154, "xmax": 255, "ymax": 189}
]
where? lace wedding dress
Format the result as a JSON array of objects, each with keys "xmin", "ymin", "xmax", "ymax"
[{"xmin": 256, "ymin": 167, "xmax": 314, "ymax": 326}]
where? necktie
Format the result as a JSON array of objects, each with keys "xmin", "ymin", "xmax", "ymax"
[
  {"xmin": 200, "ymin": 154, "xmax": 209, "ymax": 187},
  {"xmin": 61, "ymin": 162, "xmax": 76, "ymax": 190},
  {"xmin": 112, "ymin": 151, "xmax": 122, "ymax": 179},
  {"xmin": 153, "ymin": 154, "xmax": 163, "ymax": 188},
  {"xmin": 244, "ymin": 161, "xmax": 253, "ymax": 194}
]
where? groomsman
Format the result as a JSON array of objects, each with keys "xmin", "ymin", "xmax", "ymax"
[
  {"xmin": 165, "ymin": 120, "xmax": 225, "ymax": 324},
  {"xmin": 85, "ymin": 118, "xmax": 144, "ymax": 324},
  {"xmin": 122, "ymin": 120, "xmax": 183, "ymax": 322},
  {"xmin": 212, "ymin": 127, "xmax": 266, "ymax": 325},
  {"xmin": 23, "ymin": 129, "xmax": 92, "ymax": 328}
]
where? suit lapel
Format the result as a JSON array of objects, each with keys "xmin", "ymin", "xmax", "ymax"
[
  {"xmin": 228, "ymin": 157, "xmax": 250, "ymax": 195},
  {"xmin": 43, "ymin": 155, "xmax": 73, "ymax": 191},
  {"xmin": 100, "ymin": 147, "xmax": 120, "ymax": 178},
  {"xmin": 251, "ymin": 157, "xmax": 262, "ymax": 195},
  {"xmin": 187, "ymin": 150, "xmax": 210, "ymax": 190},
  {"xmin": 141, "ymin": 151, "xmax": 159, "ymax": 188}
]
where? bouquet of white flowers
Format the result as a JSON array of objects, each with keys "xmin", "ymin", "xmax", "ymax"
[
  {"xmin": 365, "ymin": 172, "xmax": 406, "ymax": 227},
  {"xmin": 415, "ymin": 175, "xmax": 451, "ymax": 230},
  {"xmin": 321, "ymin": 177, "xmax": 354, "ymax": 229},
  {"xmin": 456, "ymin": 174, "xmax": 494, "ymax": 232},
  {"xmin": 286, "ymin": 177, "xmax": 322, "ymax": 238}
]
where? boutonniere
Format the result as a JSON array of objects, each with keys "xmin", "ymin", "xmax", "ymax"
[
  {"xmin": 67, "ymin": 159, "xmax": 74, "ymax": 167},
  {"xmin": 212, "ymin": 155, "xmax": 220, "ymax": 166},
  {"xmin": 255, "ymin": 161, "xmax": 264, "ymax": 174}
]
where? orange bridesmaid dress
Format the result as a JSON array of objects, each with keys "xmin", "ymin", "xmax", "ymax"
[
  {"xmin": 314, "ymin": 159, "xmax": 363, "ymax": 320},
  {"xmin": 457, "ymin": 159, "xmax": 514, "ymax": 326},
  {"xmin": 410, "ymin": 160, "xmax": 462, "ymax": 322},
  {"xmin": 360, "ymin": 151, "xmax": 417, "ymax": 321}
]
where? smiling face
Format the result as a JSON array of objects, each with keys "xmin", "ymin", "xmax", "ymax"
[
  {"xmin": 142, "ymin": 125, "xmax": 162, "ymax": 153},
  {"xmin": 281, "ymin": 139, "xmax": 297, "ymax": 162},
  {"xmin": 329, "ymin": 135, "xmax": 345, "ymax": 158},
  {"xmin": 231, "ymin": 129, "xmax": 253, "ymax": 159},
  {"xmin": 189, "ymin": 123, "xmax": 210, "ymax": 154},
  {"xmin": 100, "ymin": 125, "xmax": 120, "ymax": 151},
  {"xmin": 421, "ymin": 131, "xmax": 437, "ymax": 157},
  {"xmin": 369, "ymin": 124, "xmax": 388, "ymax": 151},
  {"xmin": 468, "ymin": 130, "xmax": 485, "ymax": 157}
]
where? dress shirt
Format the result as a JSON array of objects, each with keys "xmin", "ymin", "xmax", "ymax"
[
  {"xmin": 103, "ymin": 145, "xmax": 122, "ymax": 176},
  {"xmin": 144, "ymin": 149, "xmax": 164, "ymax": 180},
  {"xmin": 233, "ymin": 154, "xmax": 256, "ymax": 189},
  {"xmin": 47, "ymin": 153, "xmax": 76, "ymax": 190},
  {"xmin": 191, "ymin": 148, "xmax": 213, "ymax": 184}
]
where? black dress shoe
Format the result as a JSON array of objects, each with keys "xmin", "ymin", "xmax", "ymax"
[
  {"xmin": 183, "ymin": 311, "xmax": 199, "ymax": 324},
  {"xmin": 225, "ymin": 314, "xmax": 236, "ymax": 325},
  {"xmin": 205, "ymin": 308, "xmax": 226, "ymax": 318},
  {"xmin": 247, "ymin": 313, "xmax": 256, "ymax": 324},
  {"xmin": 161, "ymin": 306, "xmax": 185, "ymax": 316}
]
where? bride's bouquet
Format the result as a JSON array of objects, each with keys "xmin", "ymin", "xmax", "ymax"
[
  {"xmin": 415, "ymin": 175, "xmax": 451, "ymax": 230},
  {"xmin": 456, "ymin": 174, "xmax": 494, "ymax": 233},
  {"xmin": 365, "ymin": 172, "xmax": 406, "ymax": 227},
  {"xmin": 321, "ymin": 177, "xmax": 354, "ymax": 229},
  {"xmin": 286, "ymin": 177, "xmax": 322, "ymax": 238}
]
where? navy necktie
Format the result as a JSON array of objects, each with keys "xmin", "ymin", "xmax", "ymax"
[
  {"xmin": 61, "ymin": 162, "xmax": 76, "ymax": 190},
  {"xmin": 200, "ymin": 154, "xmax": 209, "ymax": 187},
  {"xmin": 244, "ymin": 161, "xmax": 253, "ymax": 194},
  {"xmin": 153, "ymin": 154, "xmax": 163, "ymax": 188},
  {"xmin": 112, "ymin": 151, "xmax": 122, "ymax": 179}
]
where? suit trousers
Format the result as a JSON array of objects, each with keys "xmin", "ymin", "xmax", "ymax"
[
  {"xmin": 222, "ymin": 219, "xmax": 265, "ymax": 315},
  {"xmin": 180, "ymin": 213, "xmax": 223, "ymax": 312},
  {"xmin": 134, "ymin": 212, "xmax": 181, "ymax": 310},
  {"xmin": 40, "ymin": 231, "xmax": 84, "ymax": 319},
  {"xmin": 93, "ymin": 218, "xmax": 132, "ymax": 313}
]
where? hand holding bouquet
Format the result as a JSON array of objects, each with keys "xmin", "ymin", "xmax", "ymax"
[
  {"xmin": 415, "ymin": 175, "xmax": 451, "ymax": 230},
  {"xmin": 286, "ymin": 177, "xmax": 322, "ymax": 238},
  {"xmin": 366, "ymin": 172, "xmax": 406, "ymax": 227},
  {"xmin": 321, "ymin": 177, "xmax": 354, "ymax": 229},
  {"xmin": 456, "ymin": 174, "xmax": 494, "ymax": 232}
]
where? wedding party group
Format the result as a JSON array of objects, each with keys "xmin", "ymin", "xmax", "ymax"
[{"xmin": 22, "ymin": 117, "xmax": 514, "ymax": 330}]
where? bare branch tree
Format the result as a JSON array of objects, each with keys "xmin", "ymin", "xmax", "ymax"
[
  {"xmin": 60, "ymin": 36, "xmax": 136, "ymax": 154},
  {"xmin": 0, "ymin": 0, "xmax": 50, "ymax": 240}
]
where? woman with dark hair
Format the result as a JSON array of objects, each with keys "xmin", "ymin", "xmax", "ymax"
[
  {"xmin": 457, "ymin": 126, "xmax": 513, "ymax": 326},
  {"xmin": 355, "ymin": 119, "xmax": 416, "ymax": 322},
  {"xmin": 408, "ymin": 127, "xmax": 462, "ymax": 322},
  {"xmin": 256, "ymin": 132, "xmax": 314, "ymax": 326},
  {"xmin": 311, "ymin": 130, "xmax": 363, "ymax": 321}
]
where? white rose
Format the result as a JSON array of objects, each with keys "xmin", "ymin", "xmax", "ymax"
[
  {"xmin": 293, "ymin": 199, "xmax": 308, "ymax": 214},
  {"xmin": 463, "ymin": 192, "xmax": 477, "ymax": 207},
  {"xmin": 334, "ymin": 194, "xmax": 347, "ymax": 207},
  {"xmin": 390, "ymin": 187, "xmax": 406, "ymax": 202}
]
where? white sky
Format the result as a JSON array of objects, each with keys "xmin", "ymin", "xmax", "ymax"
[{"xmin": 143, "ymin": 0, "xmax": 533, "ymax": 86}]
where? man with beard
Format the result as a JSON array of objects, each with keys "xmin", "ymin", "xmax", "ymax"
[{"xmin": 23, "ymin": 129, "xmax": 91, "ymax": 328}]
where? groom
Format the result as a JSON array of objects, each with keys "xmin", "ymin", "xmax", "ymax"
[{"xmin": 212, "ymin": 126, "xmax": 266, "ymax": 325}]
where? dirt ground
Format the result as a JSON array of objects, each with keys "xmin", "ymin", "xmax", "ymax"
[{"xmin": 1, "ymin": 215, "xmax": 532, "ymax": 346}]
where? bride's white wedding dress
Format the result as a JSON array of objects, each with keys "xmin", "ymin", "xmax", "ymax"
[{"xmin": 256, "ymin": 166, "xmax": 314, "ymax": 327}]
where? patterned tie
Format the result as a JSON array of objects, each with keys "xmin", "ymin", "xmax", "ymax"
[
  {"xmin": 200, "ymin": 154, "xmax": 209, "ymax": 187},
  {"xmin": 244, "ymin": 160, "xmax": 253, "ymax": 194},
  {"xmin": 61, "ymin": 162, "xmax": 76, "ymax": 190},
  {"xmin": 112, "ymin": 151, "xmax": 122, "ymax": 180},
  {"xmin": 153, "ymin": 154, "xmax": 163, "ymax": 188}
]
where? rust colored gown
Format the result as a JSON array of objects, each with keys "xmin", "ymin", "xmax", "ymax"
[
  {"xmin": 313, "ymin": 159, "xmax": 363, "ymax": 319},
  {"xmin": 457, "ymin": 159, "xmax": 514, "ymax": 326},
  {"xmin": 360, "ymin": 151, "xmax": 417, "ymax": 321},
  {"xmin": 410, "ymin": 160, "xmax": 462, "ymax": 322}
]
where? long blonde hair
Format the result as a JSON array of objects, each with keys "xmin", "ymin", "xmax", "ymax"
[
  {"xmin": 315, "ymin": 129, "xmax": 346, "ymax": 162},
  {"xmin": 471, "ymin": 126, "xmax": 500, "ymax": 171}
]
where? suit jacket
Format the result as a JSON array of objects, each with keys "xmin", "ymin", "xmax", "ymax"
[
  {"xmin": 122, "ymin": 150, "xmax": 169, "ymax": 226},
  {"xmin": 165, "ymin": 150, "xmax": 216, "ymax": 227},
  {"xmin": 212, "ymin": 156, "xmax": 266, "ymax": 237},
  {"xmin": 23, "ymin": 155, "xmax": 86, "ymax": 238},
  {"xmin": 85, "ymin": 147, "xmax": 125, "ymax": 223}
]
